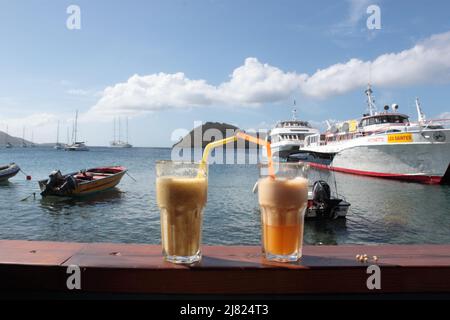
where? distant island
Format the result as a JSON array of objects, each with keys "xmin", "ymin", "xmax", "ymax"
[
  {"xmin": 173, "ymin": 122, "xmax": 267, "ymax": 149},
  {"xmin": 0, "ymin": 131, "xmax": 33, "ymax": 147}
]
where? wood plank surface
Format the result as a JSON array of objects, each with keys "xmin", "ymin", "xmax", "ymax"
[{"xmin": 0, "ymin": 240, "xmax": 449, "ymax": 295}]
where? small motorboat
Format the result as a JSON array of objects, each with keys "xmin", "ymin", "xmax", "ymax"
[
  {"xmin": 39, "ymin": 166, "xmax": 127, "ymax": 197},
  {"xmin": 0, "ymin": 163, "xmax": 20, "ymax": 182},
  {"xmin": 306, "ymin": 180, "xmax": 350, "ymax": 219}
]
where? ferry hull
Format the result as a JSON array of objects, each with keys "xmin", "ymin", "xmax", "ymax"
[
  {"xmin": 304, "ymin": 143, "xmax": 450, "ymax": 185},
  {"xmin": 272, "ymin": 144, "xmax": 302, "ymax": 158}
]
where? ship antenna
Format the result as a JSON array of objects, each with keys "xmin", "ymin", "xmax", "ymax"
[
  {"xmin": 365, "ymin": 84, "xmax": 377, "ymax": 116},
  {"xmin": 292, "ymin": 100, "xmax": 297, "ymax": 121}
]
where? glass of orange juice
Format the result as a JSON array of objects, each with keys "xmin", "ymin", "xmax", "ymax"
[{"xmin": 258, "ymin": 163, "xmax": 309, "ymax": 262}]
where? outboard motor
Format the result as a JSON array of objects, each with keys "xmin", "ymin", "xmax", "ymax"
[
  {"xmin": 41, "ymin": 170, "xmax": 64, "ymax": 196},
  {"xmin": 41, "ymin": 170, "xmax": 77, "ymax": 196},
  {"xmin": 58, "ymin": 175, "xmax": 77, "ymax": 194},
  {"xmin": 312, "ymin": 180, "xmax": 331, "ymax": 204},
  {"xmin": 312, "ymin": 180, "xmax": 340, "ymax": 218}
]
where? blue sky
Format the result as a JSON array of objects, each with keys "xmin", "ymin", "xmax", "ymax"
[{"xmin": 0, "ymin": 0, "xmax": 450, "ymax": 146}]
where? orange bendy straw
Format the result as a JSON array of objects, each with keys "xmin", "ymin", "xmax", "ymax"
[
  {"xmin": 199, "ymin": 131, "xmax": 275, "ymax": 178},
  {"xmin": 235, "ymin": 132, "xmax": 275, "ymax": 177}
]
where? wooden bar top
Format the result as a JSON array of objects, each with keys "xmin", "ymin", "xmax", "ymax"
[{"xmin": 0, "ymin": 240, "xmax": 449, "ymax": 295}]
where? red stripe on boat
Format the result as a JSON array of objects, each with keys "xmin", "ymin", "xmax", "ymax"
[{"xmin": 306, "ymin": 162, "xmax": 442, "ymax": 185}]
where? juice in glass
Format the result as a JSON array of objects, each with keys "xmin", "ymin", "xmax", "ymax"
[
  {"xmin": 258, "ymin": 163, "xmax": 308, "ymax": 262},
  {"xmin": 156, "ymin": 161, "xmax": 207, "ymax": 264}
]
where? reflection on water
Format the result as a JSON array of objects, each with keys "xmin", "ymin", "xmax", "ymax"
[
  {"xmin": 0, "ymin": 180, "xmax": 14, "ymax": 188},
  {"xmin": 39, "ymin": 188, "xmax": 124, "ymax": 214},
  {"xmin": 305, "ymin": 219, "xmax": 348, "ymax": 246},
  {"xmin": 0, "ymin": 147, "xmax": 449, "ymax": 245}
]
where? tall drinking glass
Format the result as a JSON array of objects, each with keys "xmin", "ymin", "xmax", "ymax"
[
  {"xmin": 156, "ymin": 161, "xmax": 207, "ymax": 264},
  {"xmin": 258, "ymin": 163, "xmax": 309, "ymax": 262}
]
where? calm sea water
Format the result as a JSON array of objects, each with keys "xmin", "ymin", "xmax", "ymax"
[{"xmin": 0, "ymin": 147, "xmax": 449, "ymax": 245}]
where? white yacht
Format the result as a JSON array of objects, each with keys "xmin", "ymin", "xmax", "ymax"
[
  {"xmin": 300, "ymin": 85, "xmax": 450, "ymax": 185},
  {"xmin": 110, "ymin": 117, "xmax": 132, "ymax": 148},
  {"xmin": 268, "ymin": 109, "xmax": 320, "ymax": 158},
  {"xmin": 65, "ymin": 111, "xmax": 90, "ymax": 152},
  {"xmin": 65, "ymin": 142, "xmax": 89, "ymax": 151}
]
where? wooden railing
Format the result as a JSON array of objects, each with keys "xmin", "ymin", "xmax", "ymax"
[{"xmin": 0, "ymin": 240, "xmax": 449, "ymax": 296}]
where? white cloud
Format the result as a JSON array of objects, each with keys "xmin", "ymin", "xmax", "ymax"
[
  {"xmin": 89, "ymin": 58, "xmax": 306, "ymax": 116},
  {"xmin": 89, "ymin": 31, "xmax": 450, "ymax": 117},
  {"xmin": 67, "ymin": 89, "xmax": 90, "ymax": 96},
  {"xmin": 303, "ymin": 31, "xmax": 450, "ymax": 98},
  {"xmin": 0, "ymin": 113, "xmax": 59, "ymax": 129},
  {"xmin": 217, "ymin": 58, "xmax": 306, "ymax": 106}
]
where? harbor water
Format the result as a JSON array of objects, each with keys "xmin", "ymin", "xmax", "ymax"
[{"xmin": 0, "ymin": 147, "xmax": 449, "ymax": 245}]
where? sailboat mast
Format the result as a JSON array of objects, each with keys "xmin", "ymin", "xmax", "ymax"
[
  {"xmin": 74, "ymin": 110, "xmax": 78, "ymax": 143},
  {"xmin": 71, "ymin": 119, "xmax": 75, "ymax": 144},
  {"xmin": 118, "ymin": 117, "xmax": 121, "ymax": 142},
  {"xmin": 113, "ymin": 118, "xmax": 116, "ymax": 143},
  {"xmin": 56, "ymin": 121, "xmax": 60, "ymax": 145},
  {"xmin": 126, "ymin": 117, "xmax": 129, "ymax": 144}
]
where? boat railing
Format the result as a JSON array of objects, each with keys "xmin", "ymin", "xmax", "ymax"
[
  {"xmin": 420, "ymin": 118, "xmax": 450, "ymax": 130},
  {"xmin": 305, "ymin": 134, "xmax": 321, "ymax": 147}
]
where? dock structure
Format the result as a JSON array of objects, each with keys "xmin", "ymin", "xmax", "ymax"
[{"xmin": 0, "ymin": 240, "xmax": 449, "ymax": 298}]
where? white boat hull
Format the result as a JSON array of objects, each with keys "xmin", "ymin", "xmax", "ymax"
[
  {"xmin": 271, "ymin": 141, "xmax": 304, "ymax": 158},
  {"xmin": 65, "ymin": 146, "xmax": 89, "ymax": 151},
  {"xmin": 302, "ymin": 130, "xmax": 450, "ymax": 184}
]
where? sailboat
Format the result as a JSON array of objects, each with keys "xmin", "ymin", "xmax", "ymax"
[
  {"xmin": 5, "ymin": 126, "xmax": 12, "ymax": 148},
  {"xmin": 54, "ymin": 121, "xmax": 63, "ymax": 150},
  {"xmin": 30, "ymin": 131, "xmax": 36, "ymax": 147},
  {"xmin": 65, "ymin": 111, "xmax": 89, "ymax": 151},
  {"xmin": 21, "ymin": 127, "xmax": 27, "ymax": 148},
  {"xmin": 110, "ymin": 117, "xmax": 132, "ymax": 148}
]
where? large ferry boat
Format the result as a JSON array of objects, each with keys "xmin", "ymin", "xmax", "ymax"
[
  {"xmin": 297, "ymin": 86, "xmax": 450, "ymax": 185},
  {"xmin": 268, "ymin": 109, "xmax": 320, "ymax": 158}
]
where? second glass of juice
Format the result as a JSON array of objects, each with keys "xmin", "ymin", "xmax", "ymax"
[
  {"xmin": 258, "ymin": 163, "xmax": 309, "ymax": 262},
  {"xmin": 156, "ymin": 161, "xmax": 207, "ymax": 264}
]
